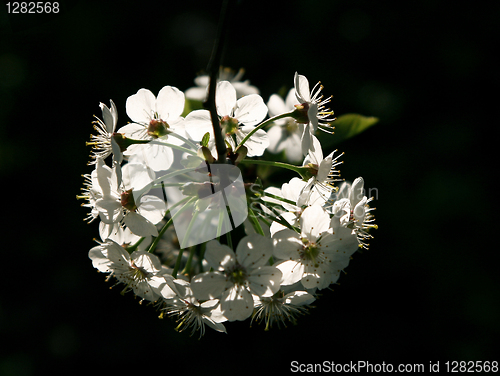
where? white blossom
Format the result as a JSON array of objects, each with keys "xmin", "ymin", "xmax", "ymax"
[
  {"xmin": 87, "ymin": 100, "xmax": 123, "ymax": 169},
  {"xmin": 81, "ymin": 69, "xmax": 378, "ymax": 335},
  {"xmin": 251, "ymin": 285, "xmax": 315, "ymax": 330},
  {"xmin": 294, "ymin": 72, "xmax": 335, "ymax": 156},
  {"xmin": 163, "ymin": 279, "xmax": 227, "ymax": 337},
  {"xmin": 273, "ymin": 204, "xmax": 353, "ymax": 290},
  {"xmin": 117, "ymin": 86, "xmax": 187, "ymax": 171},
  {"xmin": 266, "ymin": 89, "xmax": 303, "ymax": 162},
  {"xmin": 88, "ymin": 239, "xmax": 174, "ymax": 302},
  {"xmin": 298, "ymin": 135, "xmax": 343, "ymax": 207},
  {"xmin": 92, "ymin": 158, "xmax": 166, "ymax": 238},
  {"xmin": 185, "ymin": 81, "xmax": 269, "ymax": 157},
  {"xmin": 326, "ymin": 177, "xmax": 377, "ymax": 249},
  {"xmin": 190, "ymin": 234, "xmax": 282, "ymax": 321}
]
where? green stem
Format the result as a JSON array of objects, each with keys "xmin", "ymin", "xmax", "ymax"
[
  {"xmin": 148, "ymin": 139, "xmax": 197, "ymax": 156},
  {"xmin": 147, "ymin": 196, "xmax": 195, "ymax": 254},
  {"xmin": 261, "ymin": 192, "xmax": 298, "ymax": 207},
  {"xmin": 134, "ymin": 167, "xmax": 199, "ymax": 199},
  {"xmin": 205, "ymin": 0, "xmax": 234, "ymax": 162},
  {"xmin": 167, "ymin": 131, "xmax": 199, "ymax": 150},
  {"xmin": 235, "ymin": 111, "xmax": 293, "ymax": 152},
  {"xmin": 181, "ymin": 245, "xmax": 197, "ymax": 276},
  {"xmin": 124, "ymin": 236, "xmax": 146, "ymax": 254},
  {"xmin": 255, "ymin": 198, "xmax": 300, "ymax": 233},
  {"xmin": 225, "ymin": 226, "xmax": 233, "ymax": 250},
  {"xmin": 247, "ymin": 205, "xmax": 265, "ymax": 236},
  {"xmin": 239, "ymin": 158, "xmax": 309, "ymax": 179}
]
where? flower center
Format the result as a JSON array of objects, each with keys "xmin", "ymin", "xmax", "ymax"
[
  {"xmin": 121, "ymin": 189, "xmax": 137, "ymax": 211},
  {"xmin": 148, "ymin": 119, "xmax": 170, "ymax": 138},
  {"xmin": 300, "ymin": 238, "xmax": 320, "ymax": 267},
  {"xmin": 220, "ymin": 115, "xmax": 239, "ymax": 136},
  {"xmin": 130, "ymin": 261, "xmax": 150, "ymax": 281},
  {"xmin": 226, "ymin": 263, "xmax": 247, "ymax": 285}
]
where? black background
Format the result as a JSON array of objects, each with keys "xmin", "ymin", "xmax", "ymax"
[{"xmin": 1, "ymin": 0, "xmax": 499, "ymax": 374}]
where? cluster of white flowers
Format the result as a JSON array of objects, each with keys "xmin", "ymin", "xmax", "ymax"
[{"xmin": 79, "ymin": 69, "xmax": 377, "ymax": 336}]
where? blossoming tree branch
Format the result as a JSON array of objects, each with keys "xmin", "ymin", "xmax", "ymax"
[{"xmin": 78, "ymin": 1, "xmax": 378, "ymax": 336}]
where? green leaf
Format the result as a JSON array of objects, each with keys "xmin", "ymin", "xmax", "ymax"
[
  {"xmin": 320, "ymin": 113, "xmax": 379, "ymax": 147},
  {"xmin": 201, "ymin": 132, "xmax": 210, "ymax": 148}
]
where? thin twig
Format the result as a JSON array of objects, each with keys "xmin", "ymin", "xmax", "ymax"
[{"xmin": 204, "ymin": 0, "xmax": 234, "ymax": 163}]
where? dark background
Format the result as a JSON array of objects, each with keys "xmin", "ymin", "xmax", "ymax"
[{"xmin": 1, "ymin": 0, "xmax": 498, "ymax": 374}]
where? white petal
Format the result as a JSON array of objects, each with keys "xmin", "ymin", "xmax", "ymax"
[
  {"xmin": 141, "ymin": 143, "xmax": 174, "ymax": 172},
  {"xmin": 267, "ymin": 93, "xmax": 286, "ymax": 117},
  {"xmin": 284, "ymin": 290, "xmax": 315, "ymax": 306},
  {"xmin": 137, "ymin": 195, "xmax": 166, "ymax": 225},
  {"xmin": 353, "ymin": 196, "xmax": 367, "ymax": 223},
  {"xmin": 269, "ymin": 212, "xmax": 298, "ymax": 238},
  {"xmin": 303, "ymin": 135, "xmax": 323, "ymax": 166},
  {"xmin": 190, "ymin": 271, "xmax": 227, "ymax": 300},
  {"xmin": 281, "ymin": 177, "xmax": 307, "ymax": 208},
  {"xmin": 272, "ymin": 229, "xmax": 302, "ymax": 260},
  {"xmin": 220, "ymin": 285, "xmax": 253, "ymax": 321},
  {"xmin": 95, "ymin": 197, "xmax": 123, "ymax": 224},
  {"xmin": 294, "ymin": 72, "xmax": 311, "ymax": 103},
  {"xmin": 185, "ymin": 110, "xmax": 213, "ymax": 141},
  {"xmin": 150, "ymin": 274, "xmax": 176, "ymax": 299},
  {"xmin": 204, "ymin": 240, "xmax": 236, "ymax": 271},
  {"xmin": 236, "ymin": 234, "xmax": 273, "ymax": 268},
  {"xmin": 301, "ymin": 265, "xmax": 323, "ymax": 289},
  {"xmin": 88, "ymin": 246, "xmax": 111, "ymax": 272},
  {"xmin": 300, "ymin": 205, "xmax": 331, "ymax": 242},
  {"xmin": 300, "ymin": 126, "xmax": 314, "ymax": 157},
  {"xmin": 266, "ymin": 125, "xmax": 287, "ymax": 153},
  {"xmin": 156, "ymin": 86, "xmax": 185, "ymax": 121},
  {"xmin": 124, "ymin": 211, "xmax": 158, "ymax": 237},
  {"xmin": 204, "ymin": 301, "xmax": 228, "ymax": 325},
  {"xmin": 275, "ymin": 259, "xmax": 304, "ymax": 286},
  {"xmin": 122, "ymin": 161, "xmax": 155, "ymax": 191},
  {"xmin": 234, "ymin": 94, "xmax": 268, "ymax": 126},
  {"xmin": 185, "ymin": 86, "xmax": 208, "ymax": 101},
  {"xmin": 247, "ymin": 265, "xmax": 282, "ymax": 297},
  {"xmin": 237, "ymin": 126, "xmax": 269, "ymax": 157},
  {"xmin": 216, "ymin": 81, "xmax": 237, "ymax": 117},
  {"xmin": 100, "ymin": 100, "xmax": 117, "ymax": 134},
  {"xmin": 131, "ymin": 251, "xmax": 161, "ymax": 273},
  {"xmin": 126, "ymin": 88, "xmax": 156, "ymax": 124},
  {"xmin": 285, "ymin": 88, "xmax": 300, "ymax": 108},
  {"xmin": 116, "ymin": 123, "xmax": 147, "ymax": 141},
  {"xmin": 349, "ymin": 177, "xmax": 365, "ymax": 207},
  {"xmin": 317, "ymin": 153, "xmax": 333, "ymax": 183}
]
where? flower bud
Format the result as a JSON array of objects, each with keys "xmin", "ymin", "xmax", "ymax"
[{"xmin": 197, "ymin": 146, "xmax": 215, "ymax": 163}]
